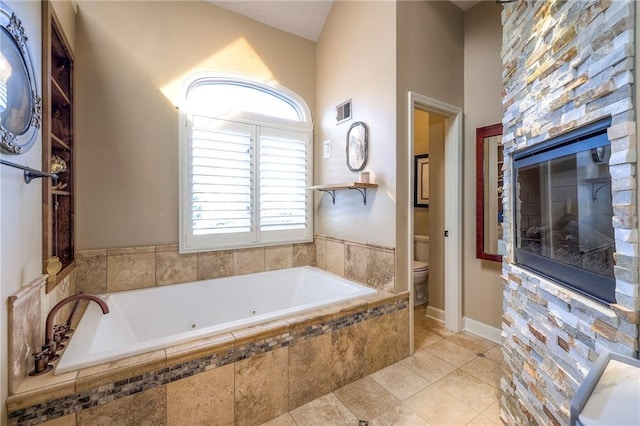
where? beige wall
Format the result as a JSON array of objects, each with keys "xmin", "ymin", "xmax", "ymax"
[
  {"xmin": 1, "ymin": 1, "xmax": 43, "ymax": 420},
  {"xmin": 396, "ymin": 0, "xmax": 464, "ymax": 293},
  {"xmin": 51, "ymin": 0, "xmax": 76, "ymax": 53},
  {"xmin": 463, "ymin": 1, "xmax": 502, "ymax": 327},
  {"xmin": 315, "ymin": 1, "xmax": 396, "ymax": 248},
  {"xmin": 413, "ymin": 109, "xmax": 429, "ymax": 236},
  {"xmin": 75, "ymin": 0, "xmax": 316, "ymax": 249}
]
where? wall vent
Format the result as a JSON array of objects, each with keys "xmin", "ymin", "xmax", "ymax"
[{"xmin": 336, "ymin": 99, "xmax": 352, "ymax": 124}]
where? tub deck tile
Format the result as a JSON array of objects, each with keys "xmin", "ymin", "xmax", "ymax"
[
  {"xmin": 164, "ymin": 332, "xmax": 235, "ymax": 367},
  {"xmin": 232, "ymin": 319, "xmax": 290, "ymax": 347},
  {"xmin": 75, "ymin": 349, "xmax": 166, "ymax": 392},
  {"xmin": 7, "ymin": 371, "xmax": 77, "ymax": 413},
  {"xmin": 7, "ymin": 293, "xmax": 409, "ymax": 426}
]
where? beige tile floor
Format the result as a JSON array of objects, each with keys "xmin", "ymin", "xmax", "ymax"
[{"xmin": 262, "ymin": 306, "xmax": 504, "ymax": 426}]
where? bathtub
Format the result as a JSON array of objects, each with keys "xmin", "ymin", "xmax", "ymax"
[{"xmin": 55, "ymin": 266, "xmax": 377, "ymax": 374}]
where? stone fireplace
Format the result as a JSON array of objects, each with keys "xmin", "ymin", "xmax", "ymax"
[{"xmin": 500, "ymin": 1, "xmax": 639, "ymax": 425}]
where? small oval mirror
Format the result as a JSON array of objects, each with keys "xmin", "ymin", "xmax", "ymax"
[
  {"xmin": 346, "ymin": 121, "xmax": 368, "ymax": 172},
  {"xmin": 0, "ymin": 4, "xmax": 40, "ymax": 154}
]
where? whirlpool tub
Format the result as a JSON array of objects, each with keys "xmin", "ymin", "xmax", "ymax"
[{"xmin": 55, "ymin": 266, "xmax": 377, "ymax": 373}]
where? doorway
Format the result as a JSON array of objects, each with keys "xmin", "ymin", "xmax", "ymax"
[
  {"xmin": 407, "ymin": 92, "xmax": 463, "ymax": 353},
  {"xmin": 413, "ymin": 110, "xmax": 445, "ymax": 319}
]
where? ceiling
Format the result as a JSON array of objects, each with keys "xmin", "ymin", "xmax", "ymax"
[
  {"xmin": 209, "ymin": 0, "xmax": 483, "ymax": 42},
  {"xmin": 449, "ymin": 0, "xmax": 483, "ymax": 11},
  {"xmin": 208, "ymin": 1, "xmax": 334, "ymax": 42}
]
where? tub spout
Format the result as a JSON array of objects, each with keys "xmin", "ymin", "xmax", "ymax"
[{"xmin": 44, "ymin": 294, "xmax": 109, "ymax": 360}]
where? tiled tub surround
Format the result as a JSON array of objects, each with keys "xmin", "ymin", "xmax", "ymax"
[
  {"xmin": 315, "ymin": 235, "xmax": 396, "ymax": 294},
  {"xmin": 6, "ymin": 291, "xmax": 410, "ymax": 425},
  {"xmin": 55, "ymin": 266, "xmax": 377, "ymax": 373},
  {"xmin": 74, "ymin": 242, "xmax": 317, "ymax": 294},
  {"xmin": 8, "ymin": 273, "xmax": 76, "ymax": 394},
  {"xmin": 74, "ymin": 235, "xmax": 395, "ymax": 295},
  {"xmin": 501, "ymin": 1, "xmax": 639, "ymax": 425},
  {"xmin": 9, "ymin": 235, "xmax": 398, "ymax": 422},
  {"xmin": 7, "ymin": 243, "xmax": 318, "ymax": 402}
]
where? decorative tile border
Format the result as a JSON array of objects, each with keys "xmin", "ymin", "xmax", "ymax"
[{"xmin": 7, "ymin": 298, "xmax": 408, "ymax": 425}]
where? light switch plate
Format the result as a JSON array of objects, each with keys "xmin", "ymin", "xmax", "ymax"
[{"xmin": 323, "ymin": 140, "xmax": 331, "ymax": 159}]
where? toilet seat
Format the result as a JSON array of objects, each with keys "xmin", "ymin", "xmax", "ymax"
[{"xmin": 413, "ymin": 260, "xmax": 429, "ymax": 272}]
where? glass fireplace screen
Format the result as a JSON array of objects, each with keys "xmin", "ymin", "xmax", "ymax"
[{"xmin": 514, "ymin": 118, "xmax": 615, "ymax": 303}]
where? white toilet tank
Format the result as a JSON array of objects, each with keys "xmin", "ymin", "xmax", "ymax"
[{"xmin": 414, "ymin": 234, "xmax": 430, "ymax": 263}]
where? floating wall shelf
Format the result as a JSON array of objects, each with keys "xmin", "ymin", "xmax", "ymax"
[{"xmin": 307, "ymin": 183, "xmax": 378, "ymax": 205}]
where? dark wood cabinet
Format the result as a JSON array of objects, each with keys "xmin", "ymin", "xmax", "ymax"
[{"xmin": 42, "ymin": 1, "xmax": 75, "ymax": 291}]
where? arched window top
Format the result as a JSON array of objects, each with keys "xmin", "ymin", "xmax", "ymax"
[{"xmin": 182, "ymin": 73, "xmax": 311, "ymax": 123}]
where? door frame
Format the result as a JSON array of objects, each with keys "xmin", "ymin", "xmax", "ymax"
[{"xmin": 407, "ymin": 92, "xmax": 463, "ymax": 348}]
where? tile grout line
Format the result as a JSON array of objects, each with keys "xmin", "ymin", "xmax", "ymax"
[{"xmin": 263, "ymin": 311, "xmax": 504, "ymax": 426}]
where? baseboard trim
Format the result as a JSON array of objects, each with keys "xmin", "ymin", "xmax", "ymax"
[
  {"xmin": 425, "ymin": 305, "xmax": 445, "ymax": 322},
  {"xmin": 463, "ymin": 316, "xmax": 502, "ymax": 344}
]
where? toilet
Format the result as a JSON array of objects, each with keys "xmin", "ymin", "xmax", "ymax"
[{"xmin": 413, "ymin": 234, "xmax": 430, "ymax": 306}]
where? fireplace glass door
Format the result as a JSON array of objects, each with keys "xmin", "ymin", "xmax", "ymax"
[{"xmin": 514, "ymin": 118, "xmax": 615, "ymax": 303}]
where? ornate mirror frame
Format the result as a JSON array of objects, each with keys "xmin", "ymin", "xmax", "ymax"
[
  {"xmin": 346, "ymin": 121, "xmax": 368, "ymax": 171},
  {"xmin": 476, "ymin": 123, "xmax": 503, "ymax": 262},
  {"xmin": 0, "ymin": 2, "xmax": 41, "ymax": 154}
]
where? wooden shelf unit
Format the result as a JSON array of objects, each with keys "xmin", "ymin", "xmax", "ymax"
[
  {"xmin": 42, "ymin": 1, "xmax": 75, "ymax": 291},
  {"xmin": 307, "ymin": 183, "xmax": 378, "ymax": 205}
]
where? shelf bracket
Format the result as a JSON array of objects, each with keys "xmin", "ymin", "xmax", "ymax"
[
  {"xmin": 0, "ymin": 159, "xmax": 59, "ymax": 184},
  {"xmin": 592, "ymin": 182, "xmax": 609, "ymax": 202},
  {"xmin": 318, "ymin": 189, "xmax": 336, "ymax": 205},
  {"xmin": 348, "ymin": 187, "xmax": 368, "ymax": 205}
]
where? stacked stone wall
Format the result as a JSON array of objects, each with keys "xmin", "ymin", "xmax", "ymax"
[{"xmin": 500, "ymin": 1, "xmax": 639, "ymax": 424}]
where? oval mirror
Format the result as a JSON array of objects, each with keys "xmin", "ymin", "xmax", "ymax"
[
  {"xmin": 0, "ymin": 4, "xmax": 40, "ymax": 154},
  {"xmin": 346, "ymin": 121, "xmax": 368, "ymax": 172}
]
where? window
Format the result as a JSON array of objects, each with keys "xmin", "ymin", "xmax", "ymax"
[
  {"xmin": 179, "ymin": 75, "xmax": 313, "ymax": 252},
  {"xmin": 513, "ymin": 117, "xmax": 615, "ymax": 303}
]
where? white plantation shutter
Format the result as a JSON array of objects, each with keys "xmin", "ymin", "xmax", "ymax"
[
  {"xmin": 180, "ymin": 76, "xmax": 313, "ymax": 252},
  {"xmin": 181, "ymin": 116, "xmax": 312, "ymax": 252},
  {"xmin": 191, "ymin": 116, "xmax": 253, "ymax": 233},
  {"xmin": 183, "ymin": 116, "xmax": 255, "ymax": 249},
  {"xmin": 259, "ymin": 127, "xmax": 310, "ymax": 242}
]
